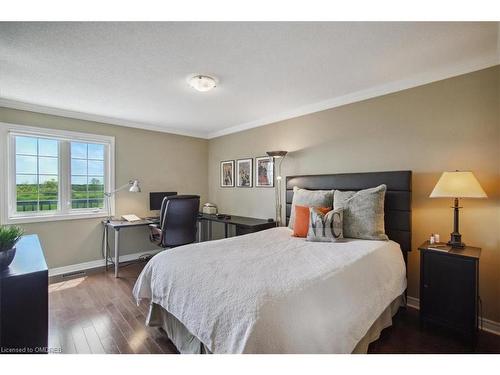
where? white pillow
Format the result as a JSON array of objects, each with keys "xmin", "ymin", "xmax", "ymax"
[
  {"xmin": 333, "ymin": 184, "xmax": 388, "ymax": 240},
  {"xmin": 288, "ymin": 186, "xmax": 333, "ymax": 229}
]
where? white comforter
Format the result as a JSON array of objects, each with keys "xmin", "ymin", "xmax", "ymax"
[{"xmin": 133, "ymin": 227, "xmax": 406, "ymax": 353}]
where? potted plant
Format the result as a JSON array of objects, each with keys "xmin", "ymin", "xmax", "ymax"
[{"xmin": 0, "ymin": 225, "xmax": 24, "ymax": 269}]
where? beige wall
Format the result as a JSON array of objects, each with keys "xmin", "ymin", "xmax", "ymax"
[
  {"xmin": 208, "ymin": 66, "xmax": 500, "ymax": 322},
  {"xmin": 0, "ymin": 107, "xmax": 209, "ymax": 269}
]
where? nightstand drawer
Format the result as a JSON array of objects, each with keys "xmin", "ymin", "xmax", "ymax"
[
  {"xmin": 421, "ymin": 251, "xmax": 476, "ymax": 333},
  {"xmin": 419, "ymin": 242, "xmax": 480, "ymax": 343}
]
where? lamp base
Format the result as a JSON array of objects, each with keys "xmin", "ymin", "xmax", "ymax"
[{"xmin": 447, "ymin": 232, "xmax": 465, "ymax": 249}]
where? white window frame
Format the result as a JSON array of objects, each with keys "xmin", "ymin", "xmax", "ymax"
[{"xmin": 0, "ymin": 122, "xmax": 115, "ymax": 224}]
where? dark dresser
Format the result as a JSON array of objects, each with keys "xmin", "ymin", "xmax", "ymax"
[
  {"xmin": 419, "ymin": 241, "xmax": 480, "ymax": 345},
  {"xmin": 0, "ymin": 235, "xmax": 48, "ymax": 354}
]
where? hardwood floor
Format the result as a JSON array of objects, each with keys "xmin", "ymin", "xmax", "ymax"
[
  {"xmin": 368, "ymin": 309, "xmax": 500, "ymax": 354},
  {"xmin": 48, "ymin": 261, "xmax": 500, "ymax": 354},
  {"xmin": 49, "ymin": 262, "xmax": 178, "ymax": 354}
]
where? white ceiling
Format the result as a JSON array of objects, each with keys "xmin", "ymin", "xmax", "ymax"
[{"xmin": 0, "ymin": 22, "xmax": 498, "ymax": 139}]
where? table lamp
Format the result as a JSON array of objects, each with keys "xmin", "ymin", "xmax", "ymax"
[
  {"xmin": 104, "ymin": 179, "xmax": 141, "ymax": 222},
  {"xmin": 266, "ymin": 151, "xmax": 288, "ymax": 226},
  {"xmin": 430, "ymin": 171, "xmax": 487, "ymax": 248}
]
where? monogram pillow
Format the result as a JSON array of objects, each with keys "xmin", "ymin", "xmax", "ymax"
[{"xmin": 306, "ymin": 207, "xmax": 344, "ymax": 242}]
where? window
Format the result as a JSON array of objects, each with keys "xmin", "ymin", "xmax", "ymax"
[
  {"xmin": 15, "ymin": 136, "xmax": 59, "ymax": 213},
  {"xmin": 1, "ymin": 123, "xmax": 115, "ymax": 223},
  {"xmin": 70, "ymin": 142, "xmax": 105, "ymax": 209}
]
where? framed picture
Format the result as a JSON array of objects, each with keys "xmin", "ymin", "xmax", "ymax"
[
  {"xmin": 255, "ymin": 156, "xmax": 274, "ymax": 187},
  {"xmin": 220, "ymin": 160, "xmax": 235, "ymax": 187},
  {"xmin": 236, "ymin": 158, "xmax": 253, "ymax": 188}
]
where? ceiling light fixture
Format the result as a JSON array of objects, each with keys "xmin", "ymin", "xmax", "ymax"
[{"xmin": 187, "ymin": 74, "xmax": 218, "ymax": 92}]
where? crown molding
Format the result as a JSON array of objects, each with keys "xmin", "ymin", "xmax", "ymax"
[
  {"xmin": 0, "ymin": 98, "xmax": 208, "ymax": 139},
  {"xmin": 207, "ymin": 55, "xmax": 500, "ymax": 139}
]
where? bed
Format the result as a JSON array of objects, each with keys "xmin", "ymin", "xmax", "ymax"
[{"xmin": 133, "ymin": 170, "xmax": 412, "ymax": 354}]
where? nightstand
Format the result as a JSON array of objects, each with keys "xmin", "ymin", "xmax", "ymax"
[{"xmin": 418, "ymin": 241, "xmax": 480, "ymax": 345}]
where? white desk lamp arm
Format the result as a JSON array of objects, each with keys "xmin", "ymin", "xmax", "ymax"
[
  {"xmin": 104, "ymin": 180, "xmax": 139, "ymax": 221},
  {"xmin": 104, "ymin": 182, "xmax": 132, "ymax": 198}
]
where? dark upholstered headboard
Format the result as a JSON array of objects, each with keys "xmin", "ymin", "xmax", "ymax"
[{"xmin": 286, "ymin": 171, "xmax": 412, "ymax": 261}]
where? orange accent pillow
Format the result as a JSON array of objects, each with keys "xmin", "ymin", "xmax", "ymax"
[{"xmin": 293, "ymin": 205, "xmax": 331, "ymax": 238}]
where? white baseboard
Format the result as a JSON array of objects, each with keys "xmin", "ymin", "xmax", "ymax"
[
  {"xmin": 406, "ymin": 296, "xmax": 420, "ymax": 310},
  {"xmin": 48, "ymin": 249, "xmax": 162, "ymax": 277},
  {"xmin": 406, "ymin": 296, "xmax": 500, "ymax": 336}
]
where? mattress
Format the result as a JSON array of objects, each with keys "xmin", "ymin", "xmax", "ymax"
[{"xmin": 133, "ymin": 227, "xmax": 407, "ymax": 353}]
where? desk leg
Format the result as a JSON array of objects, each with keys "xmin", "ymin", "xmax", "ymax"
[
  {"xmin": 224, "ymin": 223, "xmax": 229, "ymax": 238},
  {"xmin": 208, "ymin": 221, "xmax": 213, "ymax": 241},
  {"xmin": 104, "ymin": 224, "xmax": 108, "ymax": 271},
  {"xmin": 114, "ymin": 228, "xmax": 120, "ymax": 278}
]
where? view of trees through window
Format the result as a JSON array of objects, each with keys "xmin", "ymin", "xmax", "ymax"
[
  {"xmin": 70, "ymin": 142, "xmax": 105, "ymax": 209},
  {"xmin": 15, "ymin": 136, "xmax": 59, "ymax": 212},
  {"xmin": 14, "ymin": 135, "xmax": 106, "ymax": 213}
]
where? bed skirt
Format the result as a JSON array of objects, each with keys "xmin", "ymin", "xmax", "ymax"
[{"xmin": 145, "ymin": 294, "xmax": 405, "ymax": 354}]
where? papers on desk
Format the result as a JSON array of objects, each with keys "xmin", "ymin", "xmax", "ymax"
[{"xmin": 121, "ymin": 214, "xmax": 141, "ymax": 222}]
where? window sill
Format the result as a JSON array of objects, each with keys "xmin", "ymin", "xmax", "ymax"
[{"xmin": 5, "ymin": 211, "xmax": 110, "ymax": 224}]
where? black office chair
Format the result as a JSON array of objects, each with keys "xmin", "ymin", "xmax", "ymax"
[{"xmin": 149, "ymin": 195, "xmax": 200, "ymax": 248}]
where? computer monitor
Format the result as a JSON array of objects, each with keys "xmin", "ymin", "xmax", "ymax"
[{"xmin": 149, "ymin": 192, "xmax": 177, "ymax": 211}]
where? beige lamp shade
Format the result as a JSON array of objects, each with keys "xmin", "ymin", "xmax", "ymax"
[{"xmin": 430, "ymin": 171, "xmax": 487, "ymax": 198}]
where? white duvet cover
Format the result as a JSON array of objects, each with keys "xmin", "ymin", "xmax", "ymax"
[{"xmin": 133, "ymin": 227, "xmax": 406, "ymax": 353}]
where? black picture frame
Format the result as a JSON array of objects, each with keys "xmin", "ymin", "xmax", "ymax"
[
  {"xmin": 220, "ymin": 160, "xmax": 235, "ymax": 187},
  {"xmin": 236, "ymin": 158, "xmax": 253, "ymax": 188},
  {"xmin": 255, "ymin": 156, "xmax": 274, "ymax": 187}
]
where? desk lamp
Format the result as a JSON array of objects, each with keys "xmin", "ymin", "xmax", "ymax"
[
  {"xmin": 430, "ymin": 171, "xmax": 487, "ymax": 248},
  {"xmin": 104, "ymin": 179, "xmax": 141, "ymax": 222}
]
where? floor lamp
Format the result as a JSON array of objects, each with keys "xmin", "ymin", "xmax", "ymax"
[
  {"xmin": 104, "ymin": 179, "xmax": 141, "ymax": 222},
  {"xmin": 266, "ymin": 151, "xmax": 288, "ymax": 226}
]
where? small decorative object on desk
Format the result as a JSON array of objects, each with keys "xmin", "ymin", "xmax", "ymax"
[
  {"xmin": 434, "ymin": 233, "xmax": 440, "ymax": 243},
  {"xmin": 0, "ymin": 225, "xmax": 25, "ymax": 269},
  {"xmin": 202, "ymin": 203, "xmax": 218, "ymax": 215},
  {"xmin": 430, "ymin": 234, "xmax": 435, "ymax": 244}
]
